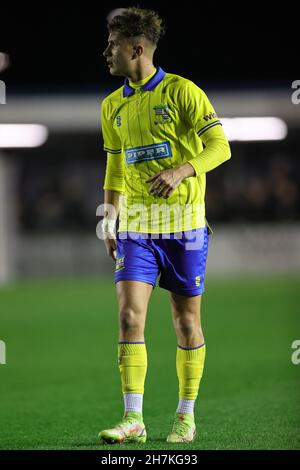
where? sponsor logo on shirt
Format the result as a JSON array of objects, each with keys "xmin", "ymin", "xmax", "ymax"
[
  {"xmin": 203, "ymin": 112, "xmax": 218, "ymax": 122},
  {"xmin": 116, "ymin": 116, "xmax": 122, "ymax": 127},
  {"xmin": 125, "ymin": 141, "xmax": 172, "ymax": 165}
]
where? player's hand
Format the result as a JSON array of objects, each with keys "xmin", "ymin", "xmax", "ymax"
[
  {"xmin": 102, "ymin": 218, "xmax": 117, "ymax": 261},
  {"xmin": 146, "ymin": 167, "xmax": 184, "ymax": 199},
  {"xmin": 104, "ymin": 236, "xmax": 117, "ymax": 261}
]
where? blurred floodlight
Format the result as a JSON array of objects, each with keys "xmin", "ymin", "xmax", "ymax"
[
  {"xmin": 106, "ymin": 8, "xmax": 126, "ymax": 23},
  {"xmin": 0, "ymin": 124, "xmax": 49, "ymax": 148},
  {"xmin": 221, "ymin": 117, "xmax": 288, "ymax": 141},
  {"xmin": 0, "ymin": 52, "xmax": 10, "ymax": 73}
]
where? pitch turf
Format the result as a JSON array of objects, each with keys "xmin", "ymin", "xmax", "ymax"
[{"xmin": 0, "ymin": 275, "xmax": 299, "ymax": 450}]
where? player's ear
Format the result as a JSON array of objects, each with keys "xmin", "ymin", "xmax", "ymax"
[{"xmin": 132, "ymin": 44, "xmax": 143, "ymax": 58}]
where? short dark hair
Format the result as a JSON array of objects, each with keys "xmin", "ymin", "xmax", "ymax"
[{"xmin": 107, "ymin": 6, "xmax": 165, "ymax": 46}]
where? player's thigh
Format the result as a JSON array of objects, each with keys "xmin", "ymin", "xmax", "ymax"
[
  {"xmin": 170, "ymin": 292, "xmax": 202, "ymax": 329},
  {"xmin": 116, "ymin": 280, "xmax": 153, "ymax": 321}
]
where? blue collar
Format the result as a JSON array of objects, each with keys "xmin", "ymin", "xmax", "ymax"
[{"xmin": 123, "ymin": 66, "xmax": 166, "ymax": 97}]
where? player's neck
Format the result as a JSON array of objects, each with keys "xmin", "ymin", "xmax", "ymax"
[{"xmin": 127, "ymin": 64, "xmax": 156, "ymax": 83}]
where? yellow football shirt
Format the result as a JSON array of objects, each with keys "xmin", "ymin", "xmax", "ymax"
[{"xmin": 101, "ymin": 66, "xmax": 230, "ymax": 233}]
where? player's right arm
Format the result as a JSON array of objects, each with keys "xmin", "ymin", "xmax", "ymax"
[
  {"xmin": 103, "ymin": 189, "xmax": 121, "ymax": 261},
  {"xmin": 101, "ymin": 96, "xmax": 125, "ymax": 261}
]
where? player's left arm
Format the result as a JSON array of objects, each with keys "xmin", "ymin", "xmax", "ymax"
[
  {"xmin": 179, "ymin": 79, "xmax": 231, "ymax": 177},
  {"xmin": 186, "ymin": 123, "xmax": 231, "ymax": 177},
  {"xmin": 147, "ymin": 80, "xmax": 231, "ymax": 198}
]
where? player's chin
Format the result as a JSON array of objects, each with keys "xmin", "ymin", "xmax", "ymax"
[{"xmin": 109, "ymin": 66, "xmax": 123, "ymax": 76}]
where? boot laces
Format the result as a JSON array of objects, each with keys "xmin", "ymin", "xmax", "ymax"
[{"xmin": 172, "ymin": 415, "xmax": 191, "ymax": 436}]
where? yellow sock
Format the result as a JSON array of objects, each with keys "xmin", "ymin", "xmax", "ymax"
[
  {"xmin": 118, "ymin": 342, "xmax": 147, "ymax": 394},
  {"xmin": 176, "ymin": 343, "xmax": 206, "ymax": 400}
]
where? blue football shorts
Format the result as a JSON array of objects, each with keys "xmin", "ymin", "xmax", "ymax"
[{"xmin": 114, "ymin": 227, "xmax": 210, "ymax": 296}]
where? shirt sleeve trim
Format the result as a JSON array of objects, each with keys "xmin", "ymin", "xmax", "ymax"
[
  {"xmin": 197, "ymin": 120, "xmax": 222, "ymax": 137},
  {"xmin": 104, "ymin": 147, "xmax": 122, "ymax": 154}
]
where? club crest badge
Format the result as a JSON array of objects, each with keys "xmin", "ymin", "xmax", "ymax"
[{"xmin": 153, "ymin": 104, "xmax": 172, "ymax": 124}]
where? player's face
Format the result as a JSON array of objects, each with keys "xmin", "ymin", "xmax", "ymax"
[{"xmin": 103, "ymin": 33, "xmax": 134, "ymax": 77}]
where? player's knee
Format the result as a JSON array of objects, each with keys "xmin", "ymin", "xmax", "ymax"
[
  {"xmin": 119, "ymin": 308, "xmax": 143, "ymax": 334},
  {"xmin": 175, "ymin": 313, "xmax": 201, "ymax": 338}
]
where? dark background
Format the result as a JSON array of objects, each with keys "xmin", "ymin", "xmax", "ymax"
[{"xmin": 0, "ymin": 3, "xmax": 296, "ymax": 90}]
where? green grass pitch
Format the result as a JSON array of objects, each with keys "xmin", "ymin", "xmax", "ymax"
[{"xmin": 0, "ymin": 275, "xmax": 299, "ymax": 450}]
